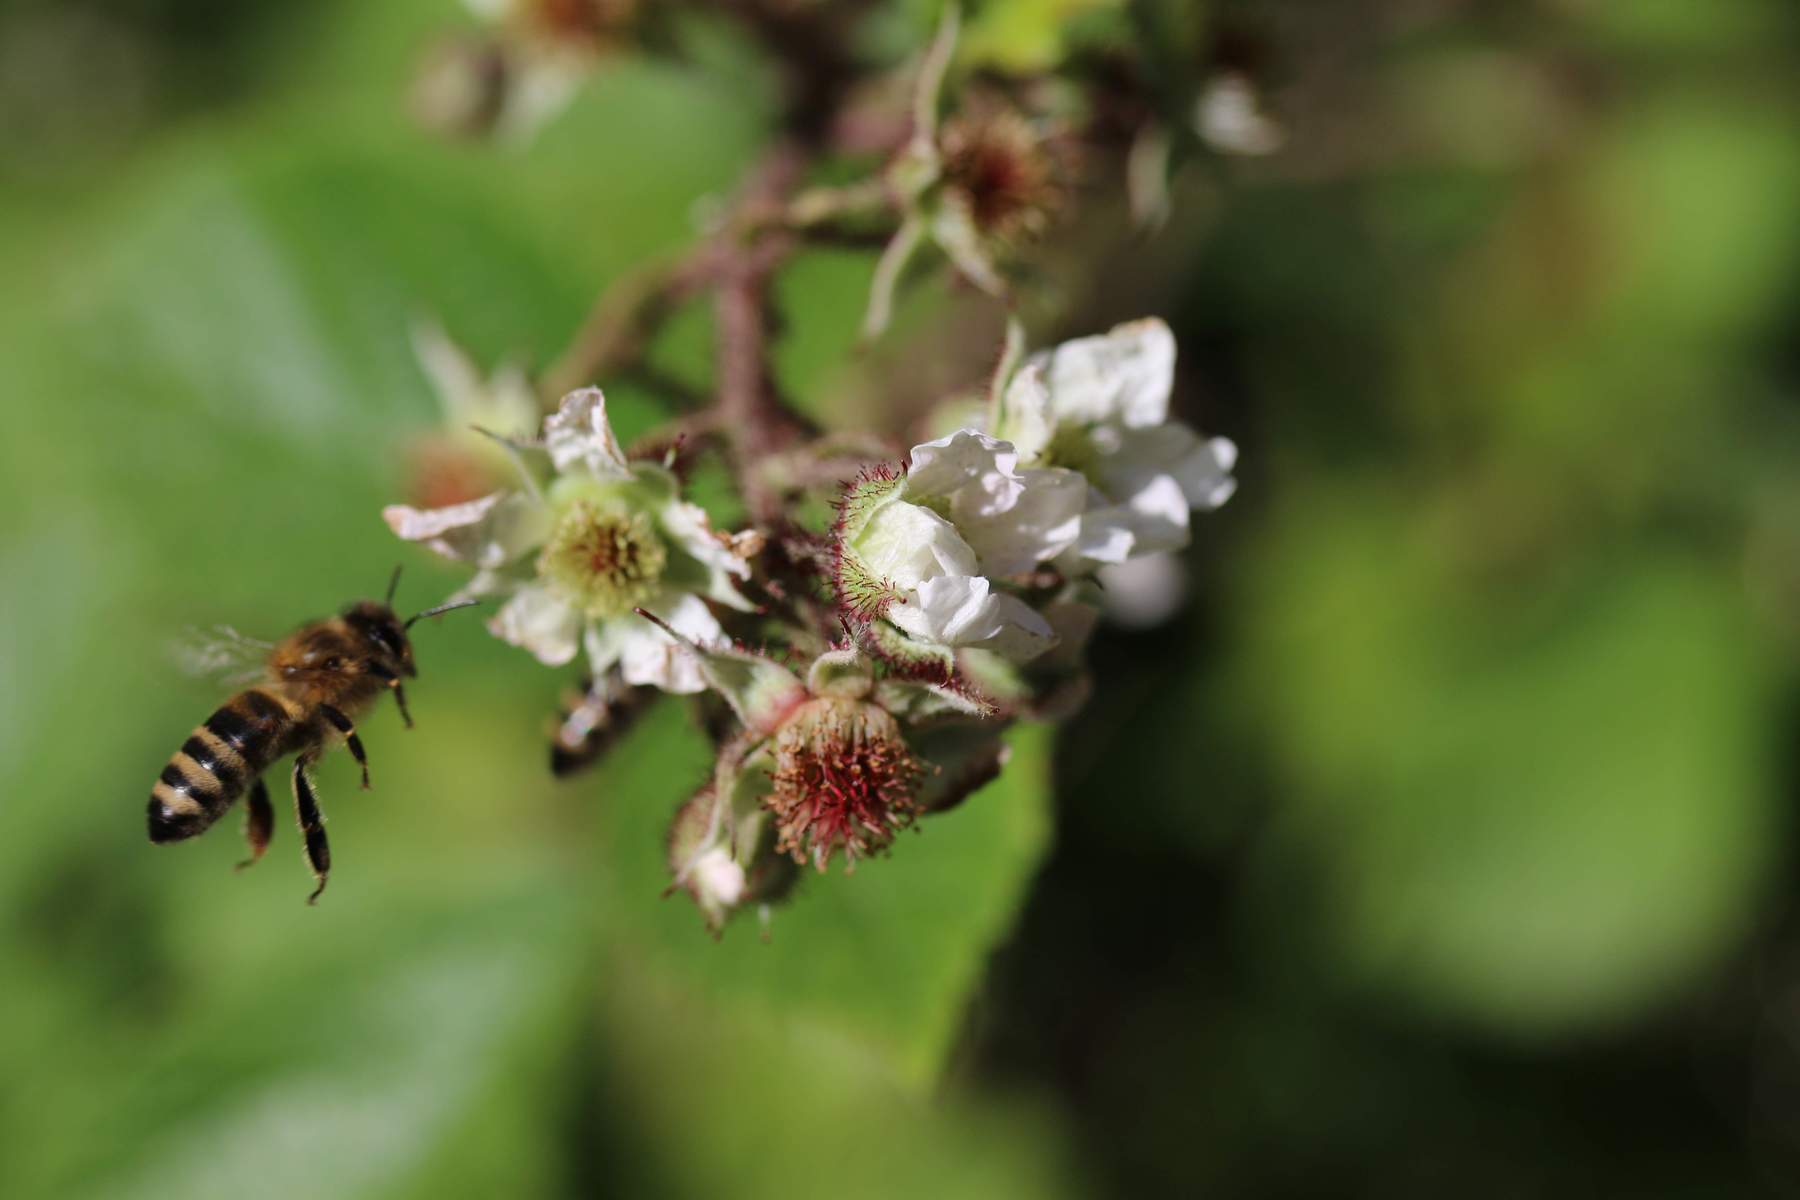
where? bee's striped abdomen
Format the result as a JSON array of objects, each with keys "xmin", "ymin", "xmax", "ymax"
[{"xmin": 148, "ymin": 688, "xmax": 295, "ymax": 844}]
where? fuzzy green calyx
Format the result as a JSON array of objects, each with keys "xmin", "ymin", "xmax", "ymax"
[
  {"xmin": 538, "ymin": 500, "xmax": 667, "ymax": 618},
  {"xmin": 834, "ymin": 465, "xmax": 907, "ymax": 543},
  {"xmin": 832, "ymin": 465, "xmax": 909, "ymax": 621}
]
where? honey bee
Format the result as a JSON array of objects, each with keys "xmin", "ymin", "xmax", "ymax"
[{"xmin": 148, "ymin": 570, "xmax": 475, "ymax": 903}]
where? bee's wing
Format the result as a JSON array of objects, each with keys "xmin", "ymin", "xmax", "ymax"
[{"xmin": 169, "ymin": 624, "xmax": 274, "ymax": 685}]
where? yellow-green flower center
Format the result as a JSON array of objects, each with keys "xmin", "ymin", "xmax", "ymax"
[
  {"xmin": 538, "ymin": 500, "xmax": 667, "ymax": 618},
  {"xmin": 1042, "ymin": 423, "xmax": 1102, "ymax": 482}
]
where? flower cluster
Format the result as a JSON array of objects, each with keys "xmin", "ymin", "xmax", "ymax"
[{"xmin": 385, "ymin": 315, "xmax": 1234, "ymax": 934}]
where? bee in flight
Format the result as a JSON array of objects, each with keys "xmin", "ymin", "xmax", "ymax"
[{"xmin": 149, "ymin": 570, "xmax": 475, "ymax": 903}]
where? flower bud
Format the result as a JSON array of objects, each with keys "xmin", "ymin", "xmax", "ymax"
[{"xmin": 667, "ymin": 793, "xmax": 792, "ymax": 931}]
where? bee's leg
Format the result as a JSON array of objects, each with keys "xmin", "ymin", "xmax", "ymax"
[
  {"xmin": 235, "ymin": 777, "xmax": 273, "ymax": 871},
  {"xmin": 291, "ymin": 756, "xmax": 331, "ymax": 905},
  {"xmin": 366, "ymin": 661, "xmax": 413, "ymax": 729},
  {"xmin": 392, "ymin": 682, "xmax": 414, "ymax": 730},
  {"xmin": 318, "ymin": 703, "xmax": 369, "ymax": 789}
]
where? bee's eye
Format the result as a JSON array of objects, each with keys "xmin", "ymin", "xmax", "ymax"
[{"xmin": 324, "ymin": 656, "xmax": 343, "ymax": 670}]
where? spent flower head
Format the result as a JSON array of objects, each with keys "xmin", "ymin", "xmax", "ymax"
[
  {"xmin": 861, "ymin": 4, "xmax": 1071, "ymax": 339},
  {"xmin": 651, "ymin": 630, "xmax": 994, "ymax": 895}
]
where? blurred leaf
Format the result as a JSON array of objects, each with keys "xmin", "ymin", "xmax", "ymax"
[
  {"xmin": 59, "ymin": 897, "xmax": 586, "ymax": 1200},
  {"xmin": 1235, "ymin": 485, "xmax": 1781, "ymax": 1037},
  {"xmin": 589, "ymin": 957, "xmax": 1082, "ymax": 1200},
  {"xmin": 961, "ymin": 0, "xmax": 1126, "ymax": 73}
]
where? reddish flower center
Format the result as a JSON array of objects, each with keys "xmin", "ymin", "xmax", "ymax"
[{"xmin": 768, "ymin": 698, "xmax": 920, "ymax": 871}]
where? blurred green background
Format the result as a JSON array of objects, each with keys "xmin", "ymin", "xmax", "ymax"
[{"xmin": 4, "ymin": 0, "xmax": 1800, "ymax": 1196}]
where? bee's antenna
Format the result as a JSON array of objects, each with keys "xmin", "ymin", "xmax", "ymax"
[
  {"xmin": 385, "ymin": 564, "xmax": 404, "ymax": 607},
  {"xmin": 405, "ymin": 598, "xmax": 481, "ymax": 629}
]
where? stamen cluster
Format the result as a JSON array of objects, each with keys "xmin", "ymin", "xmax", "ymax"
[
  {"xmin": 538, "ymin": 503, "xmax": 666, "ymax": 618},
  {"xmin": 768, "ymin": 698, "xmax": 922, "ymax": 871}
]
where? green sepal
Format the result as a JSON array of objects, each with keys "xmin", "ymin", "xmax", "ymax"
[{"xmin": 807, "ymin": 647, "xmax": 875, "ymax": 700}]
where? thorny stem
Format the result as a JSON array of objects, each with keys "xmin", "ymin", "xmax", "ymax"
[
  {"xmin": 542, "ymin": 0, "xmax": 888, "ymax": 529},
  {"xmin": 714, "ymin": 142, "xmax": 813, "ymax": 523}
]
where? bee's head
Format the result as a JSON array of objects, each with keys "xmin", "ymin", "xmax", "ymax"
[
  {"xmin": 343, "ymin": 600, "xmax": 416, "ymax": 678},
  {"xmin": 344, "ymin": 567, "xmax": 481, "ymax": 679}
]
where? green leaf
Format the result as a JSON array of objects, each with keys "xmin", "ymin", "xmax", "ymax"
[{"xmin": 592, "ymin": 703, "xmax": 1056, "ymax": 1088}]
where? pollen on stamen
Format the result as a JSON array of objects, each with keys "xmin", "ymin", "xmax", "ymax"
[{"xmin": 538, "ymin": 500, "xmax": 668, "ymax": 618}]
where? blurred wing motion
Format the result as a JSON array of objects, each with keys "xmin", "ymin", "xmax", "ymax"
[{"xmin": 168, "ymin": 624, "xmax": 274, "ymax": 685}]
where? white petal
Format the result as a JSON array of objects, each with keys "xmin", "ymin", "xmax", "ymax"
[
  {"xmin": 889, "ymin": 574, "xmax": 1056, "ymax": 661},
  {"xmin": 382, "ymin": 491, "xmax": 549, "ymax": 569},
  {"xmin": 659, "ymin": 498, "xmax": 754, "ymax": 611},
  {"xmin": 1182, "ymin": 436, "xmax": 1239, "ymax": 511},
  {"xmin": 996, "ymin": 363, "xmax": 1056, "ymax": 461},
  {"xmin": 486, "ymin": 364, "xmax": 546, "ymax": 441},
  {"xmin": 1029, "ymin": 317, "xmax": 1176, "ymax": 429},
  {"xmin": 1099, "ymin": 553, "xmax": 1189, "ymax": 629},
  {"xmin": 1105, "ymin": 424, "xmax": 1238, "ymax": 512},
  {"xmin": 1119, "ymin": 473, "xmax": 1192, "ymax": 557},
  {"xmin": 1195, "ymin": 72, "xmax": 1285, "ymax": 157},
  {"xmin": 955, "ymin": 466, "xmax": 1086, "ymax": 576},
  {"xmin": 907, "ymin": 428, "xmax": 1023, "ymax": 516},
  {"xmin": 494, "ymin": 52, "xmax": 587, "ymax": 145},
  {"xmin": 616, "ymin": 592, "xmax": 722, "ymax": 694},
  {"xmin": 488, "ymin": 584, "xmax": 583, "ymax": 666},
  {"xmin": 691, "ymin": 847, "xmax": 747, "ymax": 908},
  {"xmin": 543, "ymin": 387, "xmax": 632, "ymax": 481},
  {"xmin": 450, "ymin": 568, "xmax": 516, "ymax": 603},
  {"xmin": 889, "ymin": 574, "xmax": 992, "ymax": 645},
  {"xmin": 1062, "ymin": 506, "xmax": 1137, "ymax": 567},
  {"xmin": 411, "ymin": 321, "xmax": 487, "ymax": 424},
  {"xmin": 976, "ymin": 593, "xmax": 1060, "ymax": 662},
  {"xmin": 411, "ymin": 322, "xmax": 542, "ymax": 441},
  {"xmin": 855, "ymin": 499, "xmax": 980, "ymax": 589},
  {"xmin": 1035, "ymin": 592, "xmax": 1103, "ymax": 668}
]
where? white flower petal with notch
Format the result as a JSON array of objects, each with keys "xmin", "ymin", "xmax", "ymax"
[
  {"xmin": 543, "ymin": 387, "xmax": 632, "ymax": 481},
  {"xmin": 1106, "ymin": 426, "xmax": 1238, "ymax": 513},
  {"xmin": 856, "ymin": 499, "xmax": 980, "ymax": 589},
  {"xmin": 658, "ymin": 497, "xmax": 754, "ymax": 611},
  {"xmin": 955, "ymin": 466, "xmax": 1086, "ymax": 576},
  {"xmin": 889, "ymin": 574, "xmax": 1055, "ymax": 662},
  {"xmin": 907, "ymin": 429, "xmax": 1023, "ymax": 516},
  {"xmin": 608, "ymin": 591, "xmax": 722, "ymax": 694},
  {"xmin": 995, "ymin": 364, "xmax": 1056, "ymax": 461},
  {"xmin": 489, "ymin": 583, "xmax": 583, "ymax": 666},
  {"xmin": 1029, "ymin": 317, "xmax": 1176, "ymax": 429},
  {"xmin": 382, "ymin": 491, "xmax": 550, "ymax": 569}
]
